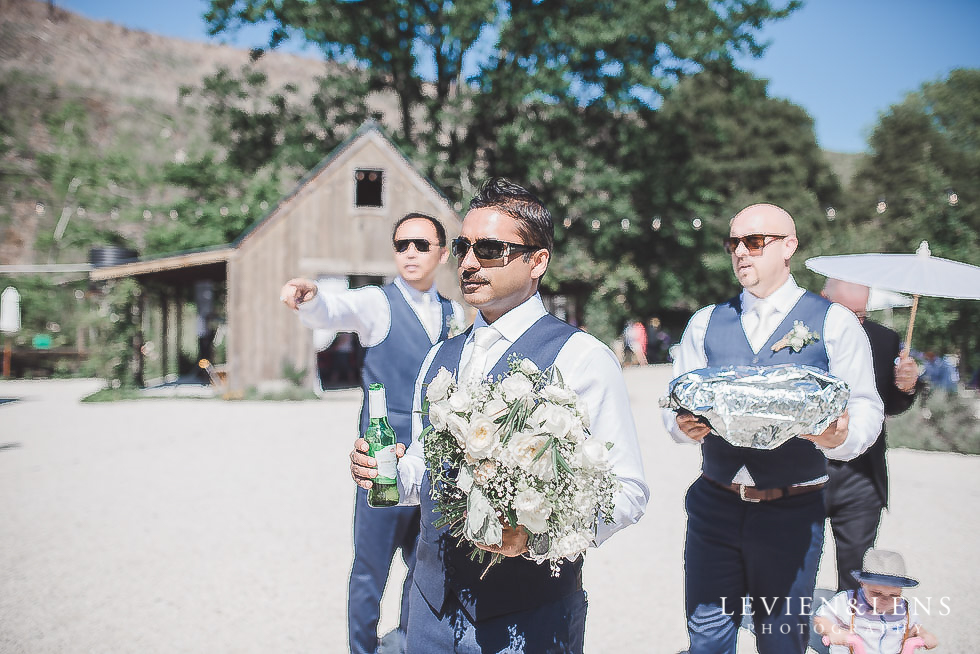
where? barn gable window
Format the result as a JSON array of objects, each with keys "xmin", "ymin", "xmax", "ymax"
[{"xmin": 354, "ymin": 169, "xmax": 384, "ymax": 207}]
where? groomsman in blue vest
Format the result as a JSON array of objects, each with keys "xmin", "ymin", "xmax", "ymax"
[
  {"xmin": 349, "ymin": 178, "xmax": 649, "ymax": 653},
  {"xmin": 663, "ymin": 203, "xmax": 884, "ymax": 654},
  {"xmin": 281, "ymin": 212, "xmax": 465, "ymax": 654}
]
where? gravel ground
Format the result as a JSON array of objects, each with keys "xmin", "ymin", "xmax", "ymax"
[{"xmin": 1, "ymin": 368, "xmax": 976, "ymax": 653}]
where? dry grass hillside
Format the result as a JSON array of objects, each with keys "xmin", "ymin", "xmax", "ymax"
[
  {"xmin": 0, "ymin": 0, "xmax": 329, "ymax": 109},
  {"xmin": 0, "ymin": 0, "xmax": 399, "ymax": 265}
]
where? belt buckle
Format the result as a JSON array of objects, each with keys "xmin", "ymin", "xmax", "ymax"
[{"xmin": 738, "ymin": 484, "xmax": 761, "ymax": 502}]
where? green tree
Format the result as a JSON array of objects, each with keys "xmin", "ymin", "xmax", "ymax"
[
  {"xmin": 144, "ymin": 64, "xmax": 375, "ymax": 254},
  {"xmin": 844, "ymin": 68, "xmax": 980, "ymax": 373},
  {"xmin": 202, "ymin": 0, "xmax": 808, "ymax": 342}
]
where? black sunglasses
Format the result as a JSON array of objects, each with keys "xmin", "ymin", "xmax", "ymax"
[
  {"xmin": 451, "ymin": 237, "xmax": 541, "ymax": 261},
  {"xmin": 723, "ymin": 234, "xmax": 788, "ymax": 255},
  {"xmin": 393, "ymin": 238, "xmax": 436, "ymax": 253}
]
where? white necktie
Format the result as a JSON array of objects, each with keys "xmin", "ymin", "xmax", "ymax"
[
  {"xmin": 420, "ymin": 293, "xmax": 438, "ymax": 342},
  {"xmin": 749, "ymin": 300, "xmax": 774, "ymax": 351},
  {"xmin": 462, "ymin": 327, "xmax": 502, "ymax": 382}
]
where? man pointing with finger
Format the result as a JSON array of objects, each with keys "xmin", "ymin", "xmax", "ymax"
[{"xmin": 663, "ymin": 203, "xmax": 884, "ymax": 653}]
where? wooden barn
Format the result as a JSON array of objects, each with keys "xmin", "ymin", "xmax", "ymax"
[{"xmin": 90, "ymin": 123, "xmax": 465, "ymax": 392}]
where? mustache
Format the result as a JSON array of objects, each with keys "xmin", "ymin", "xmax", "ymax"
[{"xmin": 460, "ymin": 271, "xmax": 489, "ymax": 284}]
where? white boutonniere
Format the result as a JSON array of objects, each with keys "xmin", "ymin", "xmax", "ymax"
[
  {"xmin": 446, "ymin": 314, "xmax": 465, "ymax": 338},
  {"xmin": 771, "ymin": 321, "xmax": 819, "ymax": 353}
]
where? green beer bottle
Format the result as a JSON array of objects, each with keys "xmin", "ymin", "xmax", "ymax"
[{"xmin": 365, "ymin": 383, "xmax": 400, "ymax": 507}]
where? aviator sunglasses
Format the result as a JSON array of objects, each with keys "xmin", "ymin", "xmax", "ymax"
[
  {"xmin": 393, "ymin": 238, "xmax": 437, "ymax": 253},
  {"xmin": 451, "ymin": 237, "xmax": 541, "ymax": 261},
  {"xmin": 723, "ymin": 233, "xmax": 788, "ymax": 256}
]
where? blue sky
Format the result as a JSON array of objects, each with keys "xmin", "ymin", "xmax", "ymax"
[{"xmin": 58, "ymin": 0, "xmax": 980, "ymax": 153}]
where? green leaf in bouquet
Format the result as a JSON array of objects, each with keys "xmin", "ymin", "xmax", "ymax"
[
  {"xmin": 532, "ymin": 436, "xmax": 555, "ymax": 463},
  {"xmin": 555, "ymin": 449, "xmax": 574, "ymax": 475},
  {"xmin": 506, "ymin": 508, "xmax": 518, "ymax": 529}
]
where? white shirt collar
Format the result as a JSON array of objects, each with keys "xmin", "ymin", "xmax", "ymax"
[
  {"xmin": 740, "ymin": 274, "xmax": 802, "ymax": 314},
  {"xmin": 394, "ymin": 275, "xmax": 438, "ymax": 303},
  {"xmin": 471, "ymin": 293, "xmax": 547, "ymax": 344}
]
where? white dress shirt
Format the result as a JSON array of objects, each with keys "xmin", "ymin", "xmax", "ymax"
[
  {"xmin": 297, "ymin": 276, "xmax": 465, "ymax": 346},
  {"xmin": 398, "ymin": 293, "xmax": 650, "ymax": 547},
  {"xmin": 661, "ymin": 275, "xmax": 884, "ymax": 478}
]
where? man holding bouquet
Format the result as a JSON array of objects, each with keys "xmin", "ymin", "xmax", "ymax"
[
  {"xmin": 663, "ymin": 203, "xmax": 884, "ymax": 653},
  {"xmin": 350, "ymin": 178, "xmax": 649, "ymax": 653}
]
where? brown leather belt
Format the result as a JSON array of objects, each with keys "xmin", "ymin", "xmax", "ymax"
[{"xmin": 702, "ymin": 474, "xmax": 826, "ymax": 502}]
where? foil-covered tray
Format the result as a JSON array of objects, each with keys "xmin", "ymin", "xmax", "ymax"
[{"xmin": 660, "ymin": 364, "xmax": 850, "ymax": 449}]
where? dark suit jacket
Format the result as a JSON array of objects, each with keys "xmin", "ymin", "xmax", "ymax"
[{"xmin": 829, "ymin": 320, "xmax": 917, "ymax": 507}]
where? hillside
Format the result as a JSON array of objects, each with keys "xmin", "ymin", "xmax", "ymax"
[{"xmin": 0, "ymin": 0, "xmax": 398, "ymax": 265}]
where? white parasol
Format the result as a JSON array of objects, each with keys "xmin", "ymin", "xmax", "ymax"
[{"xmin": 805, "ymin": 241, "xmax": 980, "ymax": 354}]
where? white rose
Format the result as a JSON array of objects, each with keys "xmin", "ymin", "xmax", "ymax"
[
  {"xmin": 552, "ymin": 530, "xmax": 591, "ymax": 560},
  {"xmin": 428, "ymin": 401, "xmax": 449, "ymax": 431},
  {"xmin": 500, "ymin": 373, "xmax": 534, "ymax": 402},
  {"xmin": 456, "ymin": 465, "xmax": 474, "ymax": 494},
  {"xmin": 506, "ymin": 431, "xmax": 554, "ymax": 481},
  {"xmin": 540, "ymin": 383, "xmax": 577, "ymax": 406},
  {"xmin": 533, "ymin": 402, "xmax": 575, "ymax": 439},
  {"xmin": 426, "ymin": 367, "xmax": 455, "ymax": 402},
  {"xmin": 472, "ymin": 460, "xmax": 498, "ymax": 485},
  {"xmin": 567, "ymin": 419, "xmax": 587, "ymax": 444},
  {"xmin": 465, "ymin": 488, "xmax": 502, "ymax": 546},
  {"xmin": 519, "ymin": 358, "xmax": 540, "ymax": 376},
  {"xmin": 514, "ymin": 487, "xmax": 552, "ymax": 533},
  {"xmin": 464, "ymin": 416, "xmax": 501, "ymax": 460},
  {"xmin": 446, "ymin": 413, "xmax": 469, "ymax": 445},
  {"xmin": 577, "ymin": 438, "xmax": 611, "ymax": 471},
  {"xmin": 448, "ymin": 386, "xmax": 475, "ymax": 413}
]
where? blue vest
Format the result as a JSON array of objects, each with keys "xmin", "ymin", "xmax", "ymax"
[
  {"xmin": 415, "ymin": 313, "xmax": 581, "ymax": 622},
  {"xmin": 701, "ymin": 290, "xmax": 832, "ymax": 488},
  {"xmin": 359, "ymin": 283, "xmax": 454, "ymax": 445}
]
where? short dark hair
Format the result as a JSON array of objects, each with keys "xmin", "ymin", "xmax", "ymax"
[
  {"xmin": 468, "ymin": 178, "xmax": 554, "ymax": 254},
  {"xmin": 391, "ymin": 212, "xmax": 447, "ymax": 246}
]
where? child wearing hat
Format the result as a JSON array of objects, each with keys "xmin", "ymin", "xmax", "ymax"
[{"xmin": 814, "ymin": 549, "xmax": 938, "ymax": 652}]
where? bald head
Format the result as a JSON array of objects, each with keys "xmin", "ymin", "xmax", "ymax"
[
  {"xmin": 730, "ymin": 203, "xmax": 797, "ymax": 238},
  {"xmin": 822, "ymin": 278, "xmax": 870, "ymax": 317},
  {"xmin": 728, "ymin": 202, "xmax": 799, "ymax": 298}
]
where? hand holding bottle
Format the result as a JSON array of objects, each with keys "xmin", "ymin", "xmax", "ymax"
[{"xmin": 350, "ymin": 438, "xmax": 406, "ymax": 490}]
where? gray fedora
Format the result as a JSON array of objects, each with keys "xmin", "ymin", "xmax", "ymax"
[{"xmin": 851, "ymin": 549, "xmax": 919, "ymax": 588}]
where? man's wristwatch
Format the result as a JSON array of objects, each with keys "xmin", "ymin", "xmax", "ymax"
[{"xmin": 525, "ymin": 531, "xmax": 550, "ymax": 557}]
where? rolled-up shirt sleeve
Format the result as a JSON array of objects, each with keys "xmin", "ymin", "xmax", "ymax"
[
  {"xmin": 394, "ymin": 342, "xmax": 443, "ymax": 506},
  {"xmin": 558, "ymin": 333, "xmax": 649, "ymax": 547},
  {"xmin": 297, "ymin": 285, "xmax": 390, "ymax": 347},
  {"xmin": 819, "ymin": 303, "xmax": 885, "ymax": 461},
  {"xmin": 661, "ymin": 305, "xmax": 713, "ymax": 444}
]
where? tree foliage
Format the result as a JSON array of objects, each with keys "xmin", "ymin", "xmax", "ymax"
[{"xmin": 843, "ymin": 68, "xmax": 980, "ymax": 372}]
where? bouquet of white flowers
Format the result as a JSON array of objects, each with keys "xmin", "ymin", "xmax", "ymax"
[{"xmin": 422, "ymin": 354, "xmax": 619, "ymax": 576}]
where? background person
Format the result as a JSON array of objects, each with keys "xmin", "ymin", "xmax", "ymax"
[
  {"xmin": 814, "ymin": 549, "xmax": 939, "ymax": 652},
  {"xmin": 281, "ymin": 212, "xmax": 465, "ymax": 654},
  {"xmin": 821, "ymin": 279, "xmax": 919, "ymax": 593}
]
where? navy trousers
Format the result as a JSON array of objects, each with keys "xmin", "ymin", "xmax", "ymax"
[
  {"xmin": 684, "ymin": 476, "xmax": 825, "ymax": 654},
  {"xmin": 825, "ymin": 467, "xmax": 883, "ymax": 593},
  {"xmin": 349, "ymin": 487, "xmax": 420, "ymax": 654},
  {"xmin": 405, "ymin": 581, "xmax": 587, "ymax": 654}
]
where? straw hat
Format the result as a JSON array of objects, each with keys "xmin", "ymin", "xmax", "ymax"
[{"xmin": 851, "ymin": 549, "xmax": 919, "ymax": 588}]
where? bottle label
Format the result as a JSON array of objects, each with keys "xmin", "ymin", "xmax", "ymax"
[{"xmin": 373, "ymin": 444, "xmax": 398, "ymax": 482}]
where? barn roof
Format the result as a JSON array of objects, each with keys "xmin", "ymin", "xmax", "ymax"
[{"xmin": 88, "ymin": 122, "xmax": 453, "ymax": 284}]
